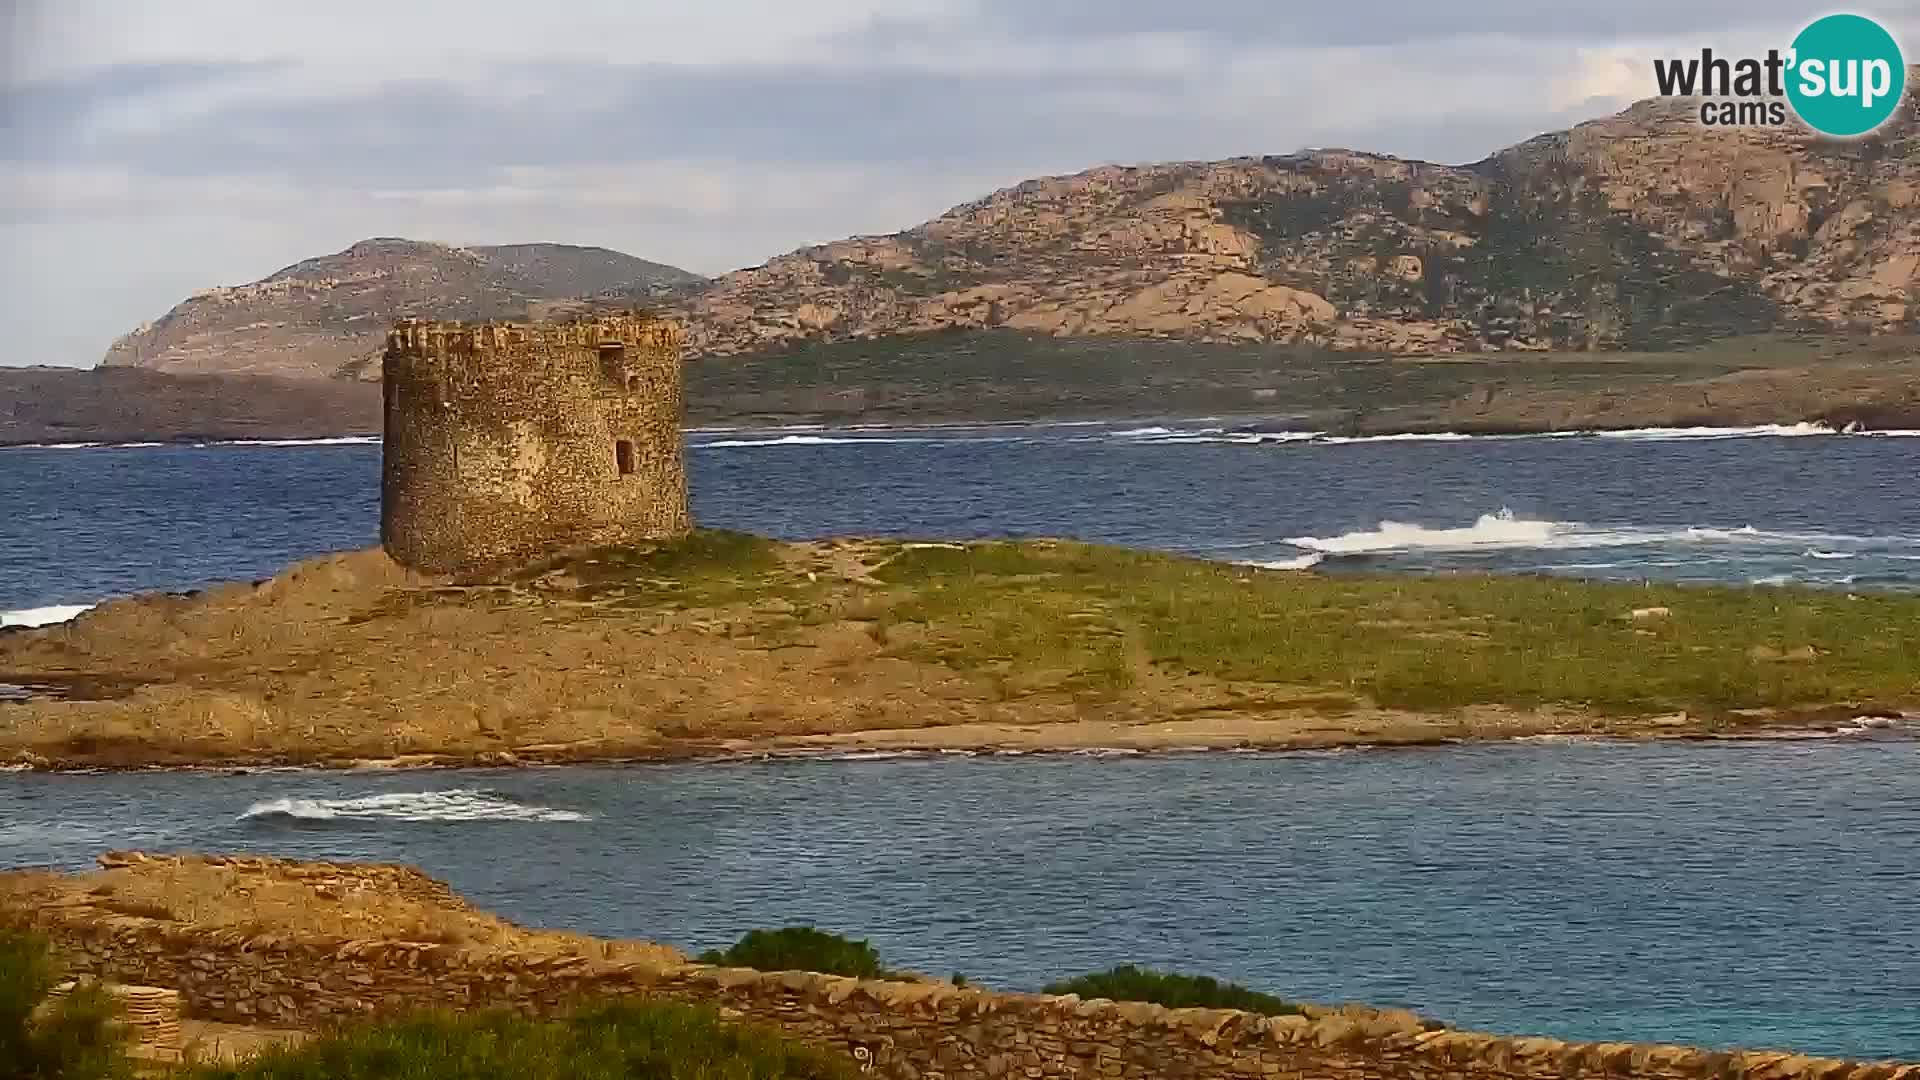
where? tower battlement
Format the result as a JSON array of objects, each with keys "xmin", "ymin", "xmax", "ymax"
[
  {"xmin": 379, "ymin": 312, "xmax": 691, "ymax": 575},
  {"xmin": 384, "ymin": 313, "xmax": 682, "ymax": 367}
]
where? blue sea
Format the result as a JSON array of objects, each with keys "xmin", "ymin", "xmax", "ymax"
[
  {"xmin": 3, "ymin": 419, "xmax": 1918, "ymax": 617},
  {"xmin": 2, "ymin": 420, "xmax": 1918, "ymax": 1059}
]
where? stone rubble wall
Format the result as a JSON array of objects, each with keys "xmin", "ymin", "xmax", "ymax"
[{"xmin": 15, "ymin": 905, "xmax": 1918, "ymax": 1080}]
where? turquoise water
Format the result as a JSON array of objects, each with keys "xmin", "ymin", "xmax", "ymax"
[{"xmin": 3, "ymin": 740, "xmax": 1916, "ymax": 1059}]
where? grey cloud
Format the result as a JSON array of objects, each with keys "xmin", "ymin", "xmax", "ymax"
[
  {"xmin": 12, "ymin": 60, "xmax": 1204, "ymax": 185},
  {"xmin": 942, "ymin": 0, "xmax": 1914, "ymax": 48},
  {"xmin": 0, "ymin": 61, "xmax": 283, "ymax": 160},
  {"xmin": 5, "ymin": 47, "xmax": 1603, "ymax": 211}
]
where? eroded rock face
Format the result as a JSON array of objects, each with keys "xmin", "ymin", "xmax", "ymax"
[
  {"xmin": 105, "ymin": 83, "xmax": 1920, "ymax": 377},
  {"xmin": 1497, "ymin": 92, "xmax": 1920, "ymax": 338}
]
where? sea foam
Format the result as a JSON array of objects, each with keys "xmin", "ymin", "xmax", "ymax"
[
  {"xmin": 1281, "ymin": 509, "xmax": 1890, "ymax": 558},
  {"xmin": 1592, "ymin": 422, "xmax": 1837, "ymax": 440},
  {"xmin": 1108, "ymin": 419, "xmax": 1907, "ymax": 448},
  {"xmin": 0, "ymin": 604, "xmax": 95, "ymax": 629},
  {"xmin": 216, "ymin": 436, "xmax": 382, "ymax": 447},
  {"xmin": 239, "ymin": 789, "xmax": 590, "ymax": 824}
]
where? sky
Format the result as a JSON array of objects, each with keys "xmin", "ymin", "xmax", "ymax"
[{"xmin": 1, "ymin": 1, "xmax": 1915, "ymax": 368}]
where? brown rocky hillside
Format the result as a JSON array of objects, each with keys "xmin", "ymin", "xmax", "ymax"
[
  {"xmin": 665, "ymin": 83, "xmax": 1917, "ymax": 358},
  {"xmin": 104, "ymin": 85, "xmax": 1918, "ymax": 377},
  {"xmin": 102, "ymin": 240, "xmax": 701, "ymax": 379}
]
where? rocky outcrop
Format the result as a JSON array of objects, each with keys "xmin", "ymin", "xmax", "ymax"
[{"xmin": 101, "ymin": 240, "xmax": 700, "ymax": 379}]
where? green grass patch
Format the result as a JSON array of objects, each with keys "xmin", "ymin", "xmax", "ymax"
[
  {"xmin": 1042, "ymin": 965, "xmax": 1305, "ymax": 1017},
  {"xmin": 697, "ymin": 927, "xmax": 887, "ymax": 979},
  {"xmin": 191, "ymin": 1000, "xmax": 856, "ymax": 1079},
  {"xmin": 866, "ymin": 540, "xmax": 1920, "ymax": 716},
  {"xmin": 528, "ymin": 530, "xmax": 791, "ymax": 608}
]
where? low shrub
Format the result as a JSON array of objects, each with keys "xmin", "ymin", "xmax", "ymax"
[
  {"xmin": 1042, "ymin": 965, "xmax": 1305, "ymax": 1016},
  {"xmin": 698, "ymin": 926, "xmax": 887, "ymax": 979},
  {"xmin": 191, "ymin": 1000, "xmax": 857, "ymax": 1080},
  {"xmin": 0, "ymin": 929, "xmax": 130, "ymax": 1080}
]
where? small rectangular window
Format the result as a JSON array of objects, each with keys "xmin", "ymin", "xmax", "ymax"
[
  {"xmin": 615, "ymin": 439, "xmax": 635, "ymax": 476},
  {"xmin": 599, "ymin": 343, "xmax": 627, "ymax": 386}
]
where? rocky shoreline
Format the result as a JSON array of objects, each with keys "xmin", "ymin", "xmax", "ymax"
[
  {"xmin": 10, "ymin": 335, "xmax": 1918, "ymax": 447},
  {"xmin": 3, "ymin": 720, "xmax": 1914, "ymax": 774},
  {"xmin": 4, "ymin": 852, "xmax": 1918, "ymax": 1073}
]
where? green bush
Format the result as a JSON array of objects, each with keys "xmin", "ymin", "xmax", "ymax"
[
  {"xmin": 1042, "ymin": 965, "xmax": 1304, "ymax": 1017},
  {"xmin": 697, "ymin": 927, "xmax": 887, "ymax": 979},
  {"xmin": 0, "ymin": 929, "xmax": 130, "ymax": 1080},
  {"xmin": 191, "ymin": 1000, "xmax": 856, "ymax": 1080}
]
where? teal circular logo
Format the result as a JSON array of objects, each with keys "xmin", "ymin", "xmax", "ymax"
[{"xmin": 1786, "ymin": 14, "xmax": 1906, "ymax": 136}]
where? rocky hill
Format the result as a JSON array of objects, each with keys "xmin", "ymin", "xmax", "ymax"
[
  {"xmin": 664, "ymin": 83, "xmax": 1917, "ymax": 358},
  {"xmin": 101, "ymin": 84, "xmax": 1918, "ymax": 377},
  {"xmin": 102, "ymin": 240, "xmax": 701, "ymax": 379}
]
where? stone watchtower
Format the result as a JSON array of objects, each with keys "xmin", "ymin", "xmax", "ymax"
[{"xmin": 380, "ymin": 312, "xmax": 691, "ymax": 575}]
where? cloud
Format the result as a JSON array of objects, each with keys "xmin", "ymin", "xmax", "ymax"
[
  {"xmin": 3, "ymin": 0, "xmax": 1918, "ymax": 367},
  {"xmin": 950, "ymin": 0, "xmax": 1916, "ymax": 48}
]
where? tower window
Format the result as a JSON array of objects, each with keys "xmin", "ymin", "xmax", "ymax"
[
  {"xmin": 599, "ymin": 343, "xmax": 627, "ymax": 387},
  {"xmin": 615, "ymin": 439, "xmax": 635, "ymax": 476}
]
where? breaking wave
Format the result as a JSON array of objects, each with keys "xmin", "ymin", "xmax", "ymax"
[
  {"xmin": 239, "ymin": 789, "xmax": 590, "ymax": 824},
  {"xmin": 215, "ymin": 436, "xmax": 381, "ymax": 447},
  {"xmin": 1, "ymin": 436, "xmax": 381, "ymax": 451},
  {"xmin": 1108, "ymin": 420, "xmax": 1920, "ymax": 448},
  {"xmin": 696, "ymin": 430, "xmax": 1054, "ymax": 449},
  {"xmin": 698, "ymin": 434, "xmax": 942, "ymax": 448},
  {"xmin": 1282, "ymin": 508, "xmax": 1899, "ymax": 557},
  {"xmin": 1, "ymin": 604, "xmax": 95, "ymax": 629},
  {"xmin": 1243, "ymin": 552, "xmax": 1327, "ymax": 571},
  {"xmin": 1591, "ymin": 422, "xmax": 1837, "ymax": 440}
]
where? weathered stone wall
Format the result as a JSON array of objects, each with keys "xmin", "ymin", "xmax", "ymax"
[
  {"xmin": 9, "ymin": 858, "xmax": 1915, "ymax": 1080},
  {"xmin": 381, "ymin": 313, "xmax": 689, "ymax": 575}
]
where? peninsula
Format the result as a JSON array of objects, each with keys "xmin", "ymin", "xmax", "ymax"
[{"xmin": 2, "ymin": 532, "xmax": 1915, "ymax": 770}]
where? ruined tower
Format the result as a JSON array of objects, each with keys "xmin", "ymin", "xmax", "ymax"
[{"xmin": 380, "ymin": 312, "xmax": 690, "ymax": 575}]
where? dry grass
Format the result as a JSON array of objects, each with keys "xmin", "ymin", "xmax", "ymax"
[
  {"xmin": 3, "ymin": 854, "xmax": 686, "ymax": 968},
  {"xmin": 1, "ymin": 532, "xmax": 1915, "ymax": 768}
]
